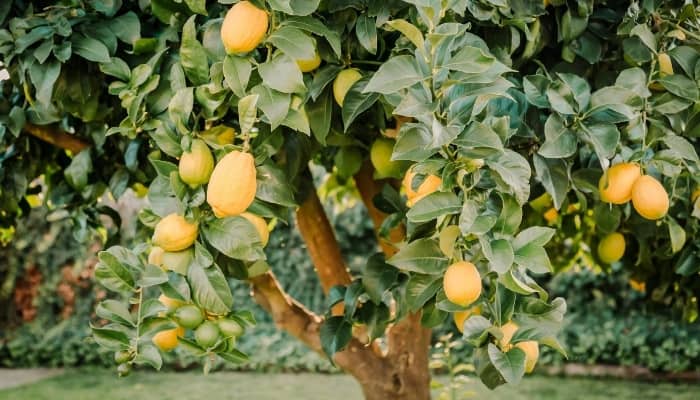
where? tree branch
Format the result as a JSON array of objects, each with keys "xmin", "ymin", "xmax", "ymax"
[
  {"xmin": 249, "ymin": 271, "xmax": 383, "ymax": 373},
  {"xmin": 249, "ymin": 272, "xmax": 323, "ymax": 353},
  {"xmin": 295, "ymin": 188, "xmax": 351, "ymax": 292},
  {"xmin": 23, "ymin": 123, "xmax": 89, "ymax": 153},
  {"xmin": 353, "ymin": 160, "xmax": 405, "ymax": 257}
]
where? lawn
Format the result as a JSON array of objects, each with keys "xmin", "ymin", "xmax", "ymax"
[{"xmin": 1, "ymin": 369, "xmax": 699, "ymax": 400}]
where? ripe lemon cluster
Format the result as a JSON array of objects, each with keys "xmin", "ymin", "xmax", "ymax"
[
  {"xmin": 599, "ymin": 162, "xmax": 669, "ymax": 220},
  {"xmin": 152, "ymin": 295, "xmax": 245, "ymax": 353},
  {"xmin": 151, "ymin": 145, "xmax": 268, "ymax": 268}
]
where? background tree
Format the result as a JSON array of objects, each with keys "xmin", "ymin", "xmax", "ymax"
[{"xmin": 0, "ymin": 1, "xmax": 698, "ymax": 399}]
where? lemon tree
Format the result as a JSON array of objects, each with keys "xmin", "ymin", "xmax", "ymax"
[{"xmin": 1, "ymin": 1, "xmax": 699, "ymax": 398}]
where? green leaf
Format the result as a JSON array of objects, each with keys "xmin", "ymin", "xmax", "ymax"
[
  {"xmin": 534, "ymin": 155, "xmax": 569, "ymax": 210},
  {"xmin": 630, "ymin": 24, "xmax": 656, "ymax": 52},
  {"xmin": 514, "ymin": 243, "xmax": 552, "ymax": 274},
  {"xmin": 668, "ymin": 218, "xmax": 686, "ymax": 254},
  {"xmin": 223, "ymin": 55, "xmax": 252, "ymax": 98},
  {"xmin": 108, "ymin": 12, "xmax": 141, "ymax": 44},
  {"xmin": 184, "ymin": 0, "xmax": 207, "ymax": 15},
  {"xmin": 202, "ymin": 217, "xmax": 265, "ymax": 261},
  {"xmin": 268, "ymin": 0, "xmax": 321, "ymax": 16},
  {"xmin": 355, "ymin": 14, "xmax": 377, "ymax": 54},
  {"xmin": 406, "ymin": 273, "xmax": 442, "ymax": 311},
  {"xmin": 169, "ymin": 88, "xmax": 193, "ymax": 136},
  {"xmin": 187, "ymin": 262, "xmax": 233, "ymax": 315},
  {"xmin": 482, "ymin": 238, "xmax": 514, "ymax": 274},
  {"xmin": 134, "ymin": 343, "xmax": 163, "ymax": 370},
  {"xmin": 237, "ymin": 94, "xmax": 259, "ymax": 135},
  {"xmin": 393, "ymin": 123, "xmax": 439, "ymax": 162},
  {"xmin": 487, "ymin": 150, "xmax": 531, "ymax": 205},
  {"xmin": 488, "ymin": 344, "xmax": 526, "ymax": 384},
  {"xmin": 181, "ymin": 15, "xmax": 210, "ymax": 86},
  {"xmin": 406, "ymin": 191, "xmax": 461, "ymax": 223},
  {"xmin": 582, "ymin": 123, "xmax": 619, "ymax": 162},
  {"xmin": 250, "ymin": 84, "xmax": 290, "ymax": 130},
  {"xmin": 72, "ymin": 35, "xmax": 111, "ymax": 63},
  {"xmin": 309, "ymin": 65, "xmax": 341, "ymax": 100},
  {"xmin": 267, "ymin": 26, "xmax": 315, "ymax": 60},
  {"xmin": 663, "ymin": 135, "xmax": 699, "ymax": 162},
  {"xmin": 64, "ymin": 151, "xmax": 92, "ymax": 190},
  {"xmin": 442, "ymin": 46, "xmax": 495, "ymax": 74},
  {"xmin": 319, "ymin": 316, "xmax": 352, "ymax": 359},
  {"xmin": 91, "ymin": 326, "xmax": 130, "ymax": 350},
  {"xmin": 100, "ymin": 57, "xmax": 131, "ymax": 81},
  {"xmin": 364, "ymin": 55, "xmax": 425, "ymax": 94},
  {"xmin": 454, "ymin": 121, "xmax": 504, "ymax": 156},
  {"xmin": 342, "ymin": 77, "xmax": 380, "ymax": 130},
  {"xmin": 219, "ymin": 349, "xmax": 250, "ymax": 364},
  {"xmin": 362, "ymin": 254, "xmax": 399, "ymax": 304},
  {"xmin": 96, "ymin": 300, "xmax": 135, "ymax": 327},
  {"xmin": 387, "ymin": 238, "xmax": 448, "ymax": 274},
  {"xmin": 658, "ymin": 75, "xmax": 699, "ymax": 101},
  {"xmin": 307, "ymin": 89, "xmax": 332, "ymax": 145},
  {"xmin": 538, "ymin": 113, "xmax": 577, "ymax": 158},
  {"xmin": 513, "ymin": 227, "xmax": 555, "ymax": 250},
  {"xmin": 258, "ymin": 55, "xmax": 306, "ymax": 93},
  {"xmin": 385, "ymin": 19, "xmax": 424, "ymax": 50},
  {"xmin": 138, "ymin": 264, "xmax": 169, "ymax": 287},
  {"xmin": 282, "ymin": 16, "xmax": 341, "ymax": 58},
  {"xmin": 256, "ymin": 163, "xmax": 297, "ymax": 207}
]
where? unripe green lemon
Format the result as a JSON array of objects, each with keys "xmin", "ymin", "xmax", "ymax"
[
  {"xmin": 370, "ymin": 138, "xmax": 409, "ymax": 178},
  {"xmin": 218, "ymin": 318, "xmax": 245, "ymax": 338},
  {"xmin": 114, "ymin": 350, "xmax": 132, "ymax": 364},
  {"xmin": 195, "ymin": 321, "xmax": 220, "ymax": 348},
  {"xmin": 179, "ymin": 139, "xmax": 214, "ymax": 188},
  {"xmin": 174, "ymin": 305, "xmax": 204, "ymax": 329}
]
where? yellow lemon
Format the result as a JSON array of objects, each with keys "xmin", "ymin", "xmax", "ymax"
[
  {"xmin": 598, "ymin": 162, "xmax": 641, "ymax": 204},
  {"xmin": 403, "ymin": 167, "xmax": 442, "ymax": 207},
  {"xmin": 515, "ymin": 341, "xmax": 540, "ymax": 373},
  {"xmin": 207, "ymin": 151, "xmax": 257, "ymax": 217},
  {"xmin": 597, "ymin": 232, "xmax": 625, "ymax": 264},
  {"xmin": 631, "ymin": 175, "xmax": 669, "ymax": 220},
  {"xmin": 296, "ymin": 50, "xmax": 322, "ymax": 72},
  {"xmin": 240, "ymin": 212, "xmax": 269, "ymax": 247},
  {"xmin": 152, "ymin": 214, "xmax": 198, "ymax": 252},
  {"xmin": 220, "ymin": 1, "xmax": 268, "ymax": 54},
  {"xmin": 333, "ymin": 69, "xmax": 363, "ymax": 107},
  {"xmin": 443, "ymin": 261, "xmax": 481, "ymax": 307}
]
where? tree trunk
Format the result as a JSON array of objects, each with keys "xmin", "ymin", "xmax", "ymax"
[
  {"xmin": 341, "ymin": 313, "xmax": 432, "ymax": 400},
  {"xmin": 251, "ymin": 164, "xmax": 433, "ymax": 400}
]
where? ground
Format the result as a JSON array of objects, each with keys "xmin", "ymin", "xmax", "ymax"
[{"xmin": 1, "ymin": 369, "xmax": 699, "ymax": 400}]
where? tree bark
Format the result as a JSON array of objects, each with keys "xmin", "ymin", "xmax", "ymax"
[{"xmin": 353, "ymin": 161, "xmax": 405, "ymax": 257}]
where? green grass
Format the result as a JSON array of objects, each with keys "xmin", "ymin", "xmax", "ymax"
[{"xmin": 1, "ymin": 369, "xmax": 699, "ymax": 400}]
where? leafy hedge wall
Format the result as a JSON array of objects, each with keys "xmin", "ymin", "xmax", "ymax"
[{"xmin": 1, "ymin": 196, "xmax": 698, "ymax": 372}]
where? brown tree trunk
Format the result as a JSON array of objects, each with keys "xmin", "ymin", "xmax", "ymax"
[
  {"xmin": 252, "ymin": 163, "xmax": 433, "ymax": 400},
  {"xmin": 353, "ymin": 313, "xmax": 432, "ymax": 400}
]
